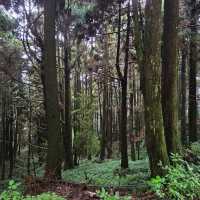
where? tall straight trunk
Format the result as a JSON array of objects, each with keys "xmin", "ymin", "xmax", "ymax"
[
  {"xmin": 143, "ymin": 0, "xmax": 169, "ymax": 176},
  {"xmin": 27, "ymin": 102, "xmax": 32, "ymax": 176},
  {"xmin": 107, "ymin": 83, "xmax": 113, "ymax": 159},
  {"xmin": 9, "ymin": 104, "xmax": 14, "ymax": 178},
  {"xmin": 129, "ymin": 67, "xmax": 136, "ymax": 161},
  {"xmin": 100, "ymin": 81, "xmax": 107, "ymax": 160},
  {"xmin": 120, "ymin": 2, "xmax": 131, "ymax": 169},
  {"xmin": 44, "ymin": 0, "xmax": 62, "ymax": 178},
  {"xmin": 73, "ymin": 42, "xmax": 81, "ymax": 165},
  {"xmin": 13, "ymin": 106, "xmax": 18, "ymax": 166},
  {"xmin": 188, "ymin": 0, "xmax": 198, "ymax": 142},
  {"xmin": 132, "ymin": 0, "xmax": 144, "ymax": 94},
  {"xmin": 1, "ymin": 92, "xmax": 6, "ymax": 180},
  {"xmin": 64, "ymin": 47, "xmax": 74, "ymax": 169},
  {"xmin": 162, "ymin": 0, "xmax": 181, "ymax": 155},
  {"xmin": 181, "ymin": 43, "xmax": 188, "ymax": 145},
  {"xmin": 115, "ymin": 0, "xmax": 130, "ymax": 168},
  {"xmin": 120, "ymin": 79, "xmax": 128, "ymax": 168}
]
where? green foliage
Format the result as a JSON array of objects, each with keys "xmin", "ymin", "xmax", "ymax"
[
  {"xmin": 0, "ymin": 8, "xmax": 15, "ymax": 31},
  {"xmin": 190, "ymin": 141, "xmax": 200, "ymax": 156},
  {"xmin": 0, "ymin": 180, "xmax": 22, "ymax": 200},
  {"xmin": 75, "ymin": 130, "xmax": 100, "ymax": 158},
  {"xmin": 0, "ymin": 31, "xmax": 21, "ymax": 47},
  {"xmin": 0, "ymin": 180, "xmax": 64, "ymax": 200},
  {"xmin": 148, "ymin": 154, "xmax": 200, "ymax": 200},
  {"xmin": 71, "ymin": 2, "xmax": 95, "ymax": 24},
  {"xmin": 97, "ymin": 188, "xmax": 131, "ymax": 200},
  {"xmin": 24, "ymin": 193, "xmax": 64, "ymax": 200},
  {"xmin": 63, "ymin": 159, "xmax": 149, "ymax": 191},
  {"xmin": 73, "ymin": 92, "xmax": 100, "ymax": 158}
]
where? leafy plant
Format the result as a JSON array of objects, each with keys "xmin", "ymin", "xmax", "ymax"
[
  {"xmin": 148, "ymin": 153, "xmax": 200, "ymax": 200},
  {"xmin": 97, "ymin": 188, "xmax": 131, "ymax": 200},
  {"xmin": 62, "ymin": 159, "xmax": 149, "ymax": 189},
  {"xmin": 0, "ymin": 180, "xmax": 64, "ymax": 200},
  {"xmin": 191, "ymin": 141, "xmax": 200, "ymax": 157},
  {"xmin": 0, "ymin": 180, "xmax": 23, "ymax": 200}
]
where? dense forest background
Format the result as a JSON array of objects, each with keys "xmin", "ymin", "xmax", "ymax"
[{"xmin": 0, "ymin": 0, "xmax": 199, "ymax": 199}]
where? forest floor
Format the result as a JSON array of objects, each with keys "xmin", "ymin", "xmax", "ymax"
[
  {"xmin": 1, "ymin": 158, "xmax": 158, "ymax": 199},
  {"xmin": 25, "ymin": 178, "xmax": 157, "ymax": 200},
  {"xmin": 62, "ymin": 159, "xmax": 149, "ymax": 190},
  {"xmin": 30, "ymin": 159, "xmax": 156, "ymax": 199}
]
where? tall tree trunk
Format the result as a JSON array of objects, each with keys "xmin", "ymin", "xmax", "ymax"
[
  {"xmin": 129, "ymin": 67, "xmax": 136, "ymax": 161},
  {"xmin": 63, "ymin": 46, "xmax": 74, "ymax": 169},
  {"xmin": 188, "ymin": 0, "xmax": 198, "ymax": 142},
  {"xmin": 1, "ymin": 92, "xmax": 6, "ymax": 180},
  {"xmin": 181, "ymin": 42, "xmax": 188, "ymax": 145},
  {"xmin": 107, "ymin": 82, "xmax": 113, "ymax": 159},
  {"xmin": 162, "ymin": 0, "xmax": 181, "ymax": 155},
  {"xmin": 73, "ymin": 41, "xmax": 81, "ymax": 166},
  {"xmin": 120, "ymin": 79, "xmax": 128, "ymax": 168},
  {"xmin": 100, "ymin": 81, "xmax": 107, "ymax": 160},
  {"xmin": 44, "ymin": 0, "xmax": 62, "ymax": 179},
  {"xmin": 143, "ymin": 0, "xmax": 169, "ymax": 176},
  {"xmin": 119, "ymin": 1, "xmax": 131, "ymax": 169},
  {"xmin": 9, "ymin": 103, "xmax": 14, "ymax": 178}
]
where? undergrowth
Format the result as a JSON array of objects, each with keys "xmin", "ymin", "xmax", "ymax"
[
  {"xmin": 0, "ymin": 180, "xmax": 64, "ymax": 200},
  {"xmin": 62, "ymin": 159, "xmax": 149, "ymax": 191},
  {"xmin": 148, "ymin": 153, "xmax": 200, "ymax": 200}
]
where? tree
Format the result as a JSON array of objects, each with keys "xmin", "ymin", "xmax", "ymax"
[
  {"xmin": 143, "ymin": 0, "xmax": 169, "ymax": 176},
  {"xmin": 188, "ymin": 0, "xmax": 198, "ymax": 143},
  {"xmin": 162, "ymin": 0, "xmax": 181, "ymax": 155},
  {"xmin": 44, "ymin": 0, "xmax": 62, "ymax": 178},
  {"xmin": 115, "ymin": 0, "xmax": 131, "ymax": 169},
  {"xmin": 63, "ymin": 43, "xmax": 74, "ymax": 169},
  {"xmin": 181, "ymin": 40, "xmax": 188, "ymax": 145}
]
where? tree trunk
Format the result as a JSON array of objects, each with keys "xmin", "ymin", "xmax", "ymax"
[
  {"xmin": 188, "ymin": 0, "xmax": 198, "ymax": 142},
  {"xmin": 129, "ymin": 68, "xmax": 136, "ymax": 161},
  {"xmin": 63, "ymin": 47, "xmax": 74, "ymax": 169},
  {"xmin": 181, "ymin": 42, "xmax": 188, "ymax": 145},
  {"xmin": 107, "ymin": 83, "xmax": 113, "ymax": 159},
  {"xmin": 1, "ymin": 92, "xmax": 6, "ymax": 180},
  {"xmin": 119, "ymin": 2, "xmax": 130, "ymax": 169},
  {"xmin": 44, "ymin": 0, "xmax": 62, "ymax": 179},
  {"xmin": 100, "ymin": 81, "xmax": 107, "ymax": 161},
  {"xmin": 162, "ymin": 0, "xmax": 181, "ymax": 155},
  {"xmin": 120, "ymin": 80, "xmax": 128, "ymax": 168},
  {"xmin": 73, "ymin": 42, "xmax": 81, "ymax": 166},
  {"xmin": 143, "ymin": 0, "xmax": 169, "ymax": 177}
]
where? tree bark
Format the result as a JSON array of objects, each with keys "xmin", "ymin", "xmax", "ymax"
[
  {"xmin": 44, "ymin": 0, "xmax": 62, "ymax": 179},
  {"xmin": 115, "ymin": 1, "xmax": 131, "ymax": 169},
  {"xmin": 181, "ymin": 42, "xmax": 188, "ymax": 145},
  {"xmin": 162, "ymin": 0, "xmax": 181, "ymax": 155},
  {"xmin": 188, "ymin": 0, "xmax": 198, "ymax": 142},
  {"xmin": 143, "ymin": 0, "xmax": 169, "ymax": 176},
  {"xmin": 63, "ymin": 46, "xmax": 74, "ymax": 169}
]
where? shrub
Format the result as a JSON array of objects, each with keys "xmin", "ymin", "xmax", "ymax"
[
  {"xmin": 148, "ymin": 154, "xmax": 200, "ymax": 200},
  {"xmin": 0, "ymin": 180, "xmax": 64, "ymax": 200},
  {"xmin": 191, "ymin": 141, "xmax": 200, "ymax": 157},
  {"xmin": 0, "ymin": 180, "xmax": 23, "ymax": 200}
]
